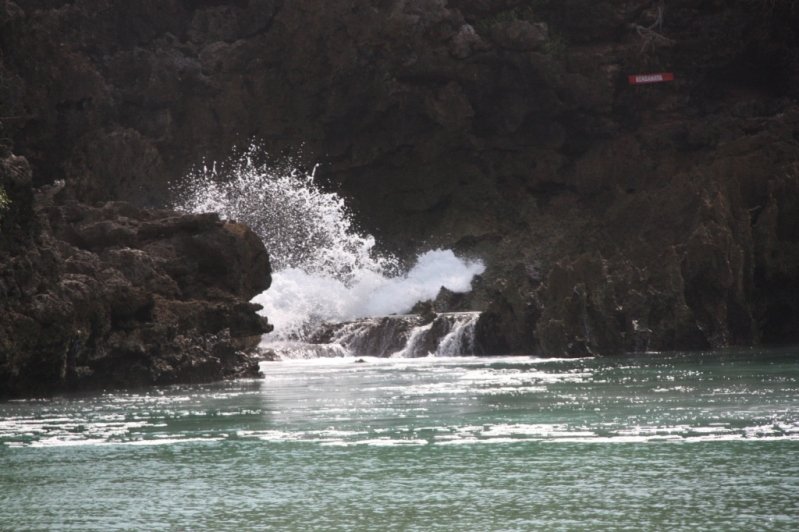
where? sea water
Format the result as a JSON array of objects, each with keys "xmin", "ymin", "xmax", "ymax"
[
  {"xmin": 1, "ymin": 349, "xmax": 797, "ymax": 530},
  {"xmin": 5, "ymin": 151, "xmax": 791, "ymax": 529}
]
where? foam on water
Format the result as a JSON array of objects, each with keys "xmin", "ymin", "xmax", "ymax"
[
  {"xmin": 173, "ymin": 146, "xmax": 485, "ymax": 342},
  {"xmin": 3, "ymin": 351, "xmax": 798, "ymax": 531},
  {"xmin": 253, "ymin": 250, "xmax": 484, "ymax": 339},
  {"xmin": 3, "ymin": 354, "xmax": 799, "ymax": 449}
]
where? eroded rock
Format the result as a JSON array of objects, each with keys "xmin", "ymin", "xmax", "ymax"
[
  {"xmin": 0, "ymin": 154, "xmax": 272, "ymax": 398},
  {"xmin": 2, "ymin": 0, "xmax": 799, "ymax": 358}
]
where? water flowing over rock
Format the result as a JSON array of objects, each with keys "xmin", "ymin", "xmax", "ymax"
[
  {"xmin": 0, "ymin": 153, "xmax": 272, "ymax": 398},
  {"xmin": 174, "ymin": 150, "xmax": 486, "ymax": 349},
  {"xmin": 269, "ymin": 311, "xmax": 481, "ymax": 359}
]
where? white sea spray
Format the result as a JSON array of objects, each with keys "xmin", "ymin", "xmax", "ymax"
[{"xmin": 173, "ymin": 146, "xmax": 485, "ymax": 340}]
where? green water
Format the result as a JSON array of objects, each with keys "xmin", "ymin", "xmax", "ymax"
[{"xmin": 1, "ymin": 350, "xmax": 798, "ymax": 530}]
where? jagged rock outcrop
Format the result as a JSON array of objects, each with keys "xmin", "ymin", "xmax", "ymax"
[
  {"xmin": 2, "ymin": 0, "xmax": 799, "ymax": 356},
  {"xmin": 0, "ymin": 153, "xmax": 272, "ymax": 398}
]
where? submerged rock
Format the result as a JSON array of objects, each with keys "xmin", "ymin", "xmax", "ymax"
[{"xmin": 0, "ymin": 154, "xmax": 272, "ymax": 398}]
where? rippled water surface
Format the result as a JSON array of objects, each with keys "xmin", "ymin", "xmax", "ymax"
[{"xmin": 2, "ymin": 350, "xmax": 798, "ymax": 530}]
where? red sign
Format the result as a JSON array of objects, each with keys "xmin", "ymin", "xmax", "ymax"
[{"xmin": 628, "ymin": 72, "xmax": 675, "ymax": 85}]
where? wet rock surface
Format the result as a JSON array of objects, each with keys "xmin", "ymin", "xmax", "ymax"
[
  {"xmin": 1, "ymin": 0, "xmax": 799, "ymax": 357},
  {"xmin": 301, "ymin": 311, "xmax": 480, "ymax": 358},
  {"xmin": 0, "ymin": 154, "xmax": 272, "ymax": 398}
]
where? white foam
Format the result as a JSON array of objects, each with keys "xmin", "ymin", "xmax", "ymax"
[
  {"xmin": 123, "ymin": 437, "xmax": 224, "ymax": 447},
  {"xmin": 320, "ymin": 438, "xmax": 428, "ymax": 447},
  {"xmin": 173, "ymin": 145, "xmax": 484, "ymax": 344},
  {"xmin": 435, "ymin": 313, "xmax": 479, "ymax": 356},
  {"xmin": 255, "ymin": 250, "xmax": 484, "ymax": 339},
  {"xmin": 24, "ymin": 436, "xmax": 224, "ymax": 448}
]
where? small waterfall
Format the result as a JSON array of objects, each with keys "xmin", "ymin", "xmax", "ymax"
[
  {"xmin": 267, "ymin": 311, "xmax": 481, "ymax": 359},
  {"xmin": 434, "ymin": 312, "xmax": 479, "ymax": 356},
  {"xmin": 173, "ymin": 146, "xmax": 484, "ymax": 359},
  {"xmin": 321, "ymin": 316, "xmax": 419, "ymax": 357},
  {"xmin": 392, "ymin": 321, "xmax": 435, "ymax": 359}
]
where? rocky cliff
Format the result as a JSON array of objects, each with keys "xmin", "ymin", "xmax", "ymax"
[
  {"xmin": 2, "ymin": 0, "xmax": 798, "ymax": 357},
  {"xmin": 0, "ymin": 152, "xmax": 271, "ymax": 397}
]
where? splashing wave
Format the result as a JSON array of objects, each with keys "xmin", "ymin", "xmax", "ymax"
[
  {"xmin": 173, "ymin": 146, "xmax": 484, "ymax": 339},
  {"xmin": 173, "ymin": 146, "xmax": 396, "ymax": 281}
]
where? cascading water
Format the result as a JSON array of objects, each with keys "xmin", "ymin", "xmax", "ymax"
[
  {"xmin": 389, "ymin": 312, "xmax": 481, "ymax": 358},
  {"xmin": 173, "ymin": 146, "xmax": 485, "ymax": 358}
]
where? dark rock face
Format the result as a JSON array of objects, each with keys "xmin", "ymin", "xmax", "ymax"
[
  {"xmin": 2, "ymin": 0, "xmax": 799, "ymax": 356},
  {"xmin": 0, "ymin": 154, "xmax": 272, "ymax": 398}
]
